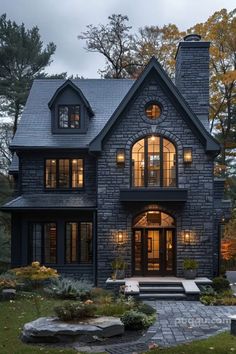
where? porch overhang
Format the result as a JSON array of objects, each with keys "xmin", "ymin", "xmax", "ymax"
[{"xmin": 120, "ymin": 188, "xmax": 188, "ymax": 202}]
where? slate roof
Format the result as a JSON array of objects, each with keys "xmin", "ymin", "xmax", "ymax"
[
  {"xmin": 11, "ymin": 79, "xmax": 134, "ymax": 149},
  {"xmin": 2, "ymin": 194, "xmax": 96, "ymax": 210}
]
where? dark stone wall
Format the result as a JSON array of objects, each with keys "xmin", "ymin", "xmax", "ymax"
[
  {"xmin": 175, "ymin": 41, "xmax": 210, "ymax": 130},
  {"xmin": 96, "ymin": 75, "xmax": 216, "ymax": 286},
  {"xmin": 19, "ymin": 150, "xmax": 96, "ymax": 199}
]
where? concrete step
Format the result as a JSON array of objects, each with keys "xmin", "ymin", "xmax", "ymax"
[
  {"xmin": 139, "ymin": 286, "xmax": 184, "ymax": 293},
  {"xmin": 139, "ymin": 282, "xmax": 183, "ymax": 287},
  {"xmin": 139, "ymin": 293, "xmax": 187, "ymax": 300}
]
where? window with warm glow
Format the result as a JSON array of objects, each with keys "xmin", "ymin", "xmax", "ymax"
[
  {"xmin": 132, "ymin": 136, "xmax": 176, "ymax": 187},
  {"xmin": 65, "ymin": 222, "xmax": 93, "ymax": 264},
  {"xmin": 145, "ymin": 103, "xmax": 161, "ymax": 120},
  {"xmin": 30, "ymin": 223, "xmax": 57, "ymax": 264},
  {"xmin": 45, "ymin": 159, "xmax": 83, "ymax": 189},
  {"xmin": 59, "ymin": 105, "xmax": 80, "ymax": 128}
]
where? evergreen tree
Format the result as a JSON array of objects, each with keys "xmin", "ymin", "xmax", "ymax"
[{"xmin": 0, "ymin": 14, "xmax": 57, "ymax": 134}]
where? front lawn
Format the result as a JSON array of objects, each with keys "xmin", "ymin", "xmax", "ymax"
[
  {"xmin": 1, "ymin": 295, "xmax": 236, "ymax": 354},
  {"xmin": 144, "ymin": 332, "xmax": 236, "ymax": 354},
  {"xmin": 0, "ymin": 294, "xmax": 77, "ymax": 354}
]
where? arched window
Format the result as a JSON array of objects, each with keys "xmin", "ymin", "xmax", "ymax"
[{"xmin": 132, "ymin": 136, "xmax": 177, "ymax": 187}]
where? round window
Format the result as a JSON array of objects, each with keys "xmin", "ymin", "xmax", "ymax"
[{"xmin": 145, "ymin": 103, "xmax": 162, "ymax": 120}]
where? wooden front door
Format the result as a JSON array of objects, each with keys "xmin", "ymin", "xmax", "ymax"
[{"xmin": 133, "ymin": 228, "xmax": 175, "ymax": 276}]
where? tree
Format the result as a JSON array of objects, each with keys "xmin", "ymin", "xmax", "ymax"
[
  {"xmin": 78, "ymin": 14, "xmax": 137, "ymax": 78},
  {"xmin": 189, "ymin": 9, "xmax": 236, "ymax": 177},
  {"xmin": 132, "ymin": 24, "xmax": 184, "ymax": 79},
  {"xmin": 0, "ymin": 122, "xmax": 13, "ymax": 174},
  {"xmin": 0, "ymin": 14, "xmax": 57, "ymax": 134}
]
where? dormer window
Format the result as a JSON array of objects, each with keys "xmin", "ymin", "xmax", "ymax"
[
  {"xmin": 48, "ymin": 80, "xmax": 94, "ymax": 134},
  {"xmin": 59, "ymin": 105, "xmax": 80, "ymax": 129}
]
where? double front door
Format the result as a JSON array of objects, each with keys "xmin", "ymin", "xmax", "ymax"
[{"xmin": 133, "ymin": 228, "xmax": 175, "ymax": 276}]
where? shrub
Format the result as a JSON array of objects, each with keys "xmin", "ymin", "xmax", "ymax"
[
  {"xmin": 183, "ymin": 259, "xmax": 198, "ymax": 270},
  {"xmin": 11, "ymin": 262, "xmax": 58, "ymax": 287},
  {"xmin": 54, "ymin": 301, "xmax": 97, "ymax": 321},
  {"xmin": 90, "ymin": 287, "xmax": 114, "ymax": 303},
  {"xmin": 121, "ymin": 310, "xmax": 150, "ymax": 330},
  {"xmin": 45, "ymin": 277, "xmax": 93, "ymax": 300},
  {"xmin": 199, "ymin": 284, "xmax": 217, "ymax": 296},
  {"xmin": 212, "ymin": 277, "xmax": 230, "ymax": 293},
  {"xmin": 0, "ymin": 277, "xmax": 16, "ymax": 290},
  {"xmin": 96, "ymin": 302, "xmax": 131, "ymax": 317},
  {"xmin": 138, "ymin": 303, "xmax": 156, "ymax": 316},
  {"xmin": 200, "ymin": 295, "xmax": 218, "ymax": 306}
]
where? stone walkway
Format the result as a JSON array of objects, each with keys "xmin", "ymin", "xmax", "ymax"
[{"xmin": 74, "ymin": 301, "xmax": 236, "ymax": 354}]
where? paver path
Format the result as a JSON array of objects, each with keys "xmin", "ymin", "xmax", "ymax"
[
  {"xmin": 74, "ymin": 301, "xmax": 236, "ymax": 353},
  {"xmin": 146, "ymin": 300, "xmax": 236, "ymax": 347}
]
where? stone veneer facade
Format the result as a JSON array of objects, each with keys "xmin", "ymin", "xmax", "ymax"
[{"xmin": 96, "ymin": 74, "xmax": 216, "ymax": 285}]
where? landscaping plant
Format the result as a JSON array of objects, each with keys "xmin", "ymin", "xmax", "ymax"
[
  {"xmin": 54, "ymin": 301, "xmax": 97, "ymax": 321},
  {"xmin": 10, "ymin": 262, "xmax": 58, "ymax": 288},
  {"xmin": 212, "ymin": 277, "xmax": 230, "ymax": 293},
  {"xmin": 121, "ymin": 310, "xmax": 151, "ymax": 330},
  {"xmin": 45, "ymin": 277, "xmax": 93, "ymax": 300}
]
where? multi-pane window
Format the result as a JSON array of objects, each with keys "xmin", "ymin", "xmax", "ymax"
[
  {"xmin": 59, "ymin": 105, "xmax": 80, "ymax": 129},
  {"xmin": 65, "ymin": 222, "xmax": 93, "ymax": 264},
  {"xmin": 45, "ymin": 159, "xmax": 83, "ymax": 189},
  {"xmin": 30, "ymin": 223, "xmax": 57, "ymax": 263},
  {"xmin": 145, "ymin": 103, "xmax": 162, "ymax": 119},
  {"xmin": 132, "ymin": 136, "xmax": 176, "ymax": 187}
]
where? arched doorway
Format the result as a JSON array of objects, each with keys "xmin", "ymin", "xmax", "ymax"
[{"xmin": 132, "ymin": 211, "xmax": 176, "ymax": 276}]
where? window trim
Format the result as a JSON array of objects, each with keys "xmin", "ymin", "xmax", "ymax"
[
  {"xmin": 64, "ymin": 221, "xmax": 93, "ymax": 265},
  {"xmin": 58, "ymin": 104, "xmax": 81, "ymax": 129},
  {"xmin": 28, "ymin": 221, "xmax": 58, "ymax": 265},
  {"xmin": 44, "ymin": 158, "xmax": 84, "ymax": 191},
  {"xmin": 130, "ymin": 135, "xmax": 178, "ymax": 188}
]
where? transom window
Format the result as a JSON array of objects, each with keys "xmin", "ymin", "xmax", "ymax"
[
  {"xmin": 145, "ymin": 103, "xmax": 162, "ymax": 120},
  {"xmin": 132, "ymin": 136, "xmax": 176, "ymax": 187},
  {"xmin": 45, "ymin": 159, "xmax": 83, "ymax": 189},
  {"xmin": 65, "ymin": 222, "xmax": 93, "ymax": 264},
  {"xmin": 30, "ymin": 222, "xmax": 57, "ymax": 263},
  {"xmin": 133, "ymin": 211, "xmax": 175, "ymax": 228},
  {"xmin": 59, "ymin": 105, "xmax": 80, "ymax": 128}
]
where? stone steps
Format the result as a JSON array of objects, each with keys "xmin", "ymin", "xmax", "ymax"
[{"xmin": 138, "ymin": 281, "xmax": 186, "ymax": 300}]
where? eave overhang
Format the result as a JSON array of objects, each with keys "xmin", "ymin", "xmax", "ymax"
[{"xmin": 120, "ymin": 188, "xmax": 188, "ymax": 203}]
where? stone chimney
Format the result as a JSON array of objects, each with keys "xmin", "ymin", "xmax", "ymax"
[{"xmin": 175, "ymin": 34, "xmax": 210, "ymax": 130}]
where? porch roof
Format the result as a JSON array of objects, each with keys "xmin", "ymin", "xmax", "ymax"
[{"xmin": 1, "ymin": 193, "xmax": 96, "ymax": 211}]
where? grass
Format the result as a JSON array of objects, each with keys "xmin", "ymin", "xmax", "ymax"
[
  {"xmin": 143, "ymin": 332, "xmax": 236, "ymax": 353},
  {"xmin": 0, "ymin": 293, "xmax": 76, "ymax": 354},
  {"xmin": 1, "ymin": 293, "xmax": 236, "ymax": 354}
]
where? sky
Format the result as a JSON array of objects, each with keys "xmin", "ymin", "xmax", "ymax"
[{"xmin": 0, "ymin": 0, "xmax": 235, "ymax": 78}]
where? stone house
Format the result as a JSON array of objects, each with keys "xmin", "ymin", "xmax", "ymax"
[{"xmin": 2, "ymin": 34, "xmax": 230, "ymax": 286}]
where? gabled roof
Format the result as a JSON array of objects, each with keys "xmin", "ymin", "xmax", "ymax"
[
  {"xmin": 89, "ymin": 57, "xmax": 220, "ymax": 154},
  {"xmin": 48, "ymin": 79, "xmax": 94, "ymax": 117},
  {"xmin": 10, "ymin": 79, "xmax": 134, "ymax": 149}
]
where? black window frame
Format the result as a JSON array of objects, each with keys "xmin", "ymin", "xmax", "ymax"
[
  {"xmin": 131, "ymin": 135, "xmax": 178, "ymax": 188},
  {"xmin": 28, "ymin": 221, "xmax": 57, "ymax": 265},
  {"xmin": 58, "ymin": 104, "xmax": 81, "ymax": 129},
  {"xmin": 44, "ymin": 158, "xmax": 84, "ymax": 190},
  {"xmin": 65, "ymin": 221, "xmax": 93, "ymax": 264}
]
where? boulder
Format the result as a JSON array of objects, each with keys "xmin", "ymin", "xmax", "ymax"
[
  {"xmin": 2, "ymin": 288, "xmax": 16, "ymax": 300},
  {"xmin": 22, "ymin": 316, "xmax": 124, "ymax": 343}
]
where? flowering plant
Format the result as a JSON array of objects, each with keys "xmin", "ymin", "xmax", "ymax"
[{"xmin": 11, "ymin": 262, "xmax": 58, "ymax": 282}]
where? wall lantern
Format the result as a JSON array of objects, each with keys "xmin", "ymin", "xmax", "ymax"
[
  {"xmin": 116, "ymin": 149, "xmax": 125, "ymax": 166},
  {"xmin": 117, "ymin": 230, "xmax": 124, "ymax": 244},
  {"xmin": 183, "ymin": 147, "xmax": 192, "ymax": 164},
  {"xmin": 184, "ymin": 230, "xmax": 191, "ymax": 244}
]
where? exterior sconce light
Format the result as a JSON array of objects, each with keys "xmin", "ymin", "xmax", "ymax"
[
  {"xmin": 116, "ymin": 149, "xmax": 125, "ymax": 166},
  {"xmin": 184, "ymin": 230, "xmax": 191, "ymax": 244},
  {"xmin": 117, "ymin": 230, "xmax": 124, "ymax": 244},
  {"xmin": 183, "ymin": 148, "xmax": 192, "ymax": 164}
]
